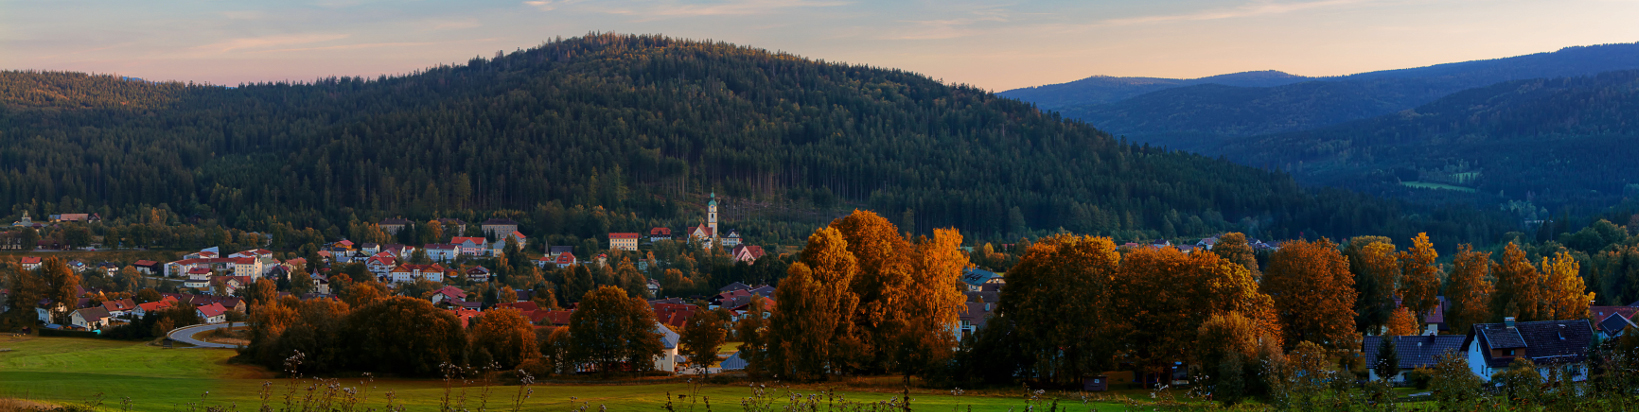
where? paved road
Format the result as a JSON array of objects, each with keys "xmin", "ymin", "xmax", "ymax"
[{"xmin": 166, "ymin": 322, "xmax": 246, "ymax": 349}]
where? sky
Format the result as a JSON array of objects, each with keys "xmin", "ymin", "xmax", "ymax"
[{"xmin": 3, "ymin": 0, "xmax": 1639, "ymax": 91}]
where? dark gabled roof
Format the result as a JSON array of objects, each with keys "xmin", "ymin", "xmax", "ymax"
[
  {"xmin": 1362, "ymin": 335, "xmax": 1465, "ymax": 369},
  {"xmin": 719, "ymin": 282, "xmax": 751, "ymax": 292},
  {"xmin": 1464, "ymin": 319, "xmax": 1595, "ymax": 368},
  {"xmin": 961, "ymin": 268, "xmax": 1001, "ymax": 287},
  {"xmin": 482, "ymin": 218, "xmax": 519, "ymax": 225},
  {"xmin": 380, "ymin": 218, "xmax": 411, "ymax": 225},
  {"xmin": 1599, "ymin": 312, "xmax": 1636, "ymax": 336},
  {"xmin": 549, "ymin": 246, "xmax": 574, "ymax": 254}
]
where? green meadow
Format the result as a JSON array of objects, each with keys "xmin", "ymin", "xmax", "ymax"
[{"xmin": 0, "ymin": 336, "xmax": 1150, "ymax": 411}]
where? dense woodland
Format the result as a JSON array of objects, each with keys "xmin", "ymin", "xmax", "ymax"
[
  {"xmin": 0, "ymin": 34, "xmax": 1518, "ymax": 251},
  {"xmin": 1219, "ymin": 70, "xmax": 1639, "ymax": 213}
]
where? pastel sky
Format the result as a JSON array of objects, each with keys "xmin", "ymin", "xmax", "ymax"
[{"xmin": 3, "ymin": 0, "xmax": 1638, "ymax": 91}]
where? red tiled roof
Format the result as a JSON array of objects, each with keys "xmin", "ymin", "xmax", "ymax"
[
  {"xmin": 134, "ymin": 260, "xmax": 158, "ymax": 266},
  {"xmin": 196, "ymin": 303, "xmax": 228, "ymax": 318},
  {"xmin": 20, "ymin": 256, "xmax": 41, "ymax": 264},
  {"xmin": 650, "ymin": 227, "xmax": 672, "ymax": 236},
  {"xmin": 452, "ymin": 237, "xmax": 486, "ymax": 245}
]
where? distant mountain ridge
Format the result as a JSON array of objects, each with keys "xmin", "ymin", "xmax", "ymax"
[
  {"xmin": 999, "ymin": 70, "xmax": 1311, "ymax": 109},
  {"xmin": 1004, "ymin": 42, "xmax": 1639, "ymax": 147},
  {"xmin": 1218, "ymin": 69, "xmax": 1639, "ymax": 210}
]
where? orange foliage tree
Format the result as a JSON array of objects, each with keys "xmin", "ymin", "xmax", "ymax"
[
  {"xmin": 1445, "ymin": 245, "xmax": 1494, "ymax": 335},
  {"xmin": 1541, "ymin": 251, "xmax": 1594, "ymax": 320},
  {"xmin": 1262, "ymin": 239, "xmax": 1359, "ymax": 351},
  {"xmin": 997, "ymin": 234, "xmax": 1120, "ymax": 386},
  {"xmin": 1112, "ymin": 247, "xmax": 1280, "ymax": 379},
  {"xmin": 1397, "ymin": 233, "xmax": 1441, "ymax": 327},
  {"xmin": 1492, "ymin": 243, "xmax": 1542, "ymax": 321}
]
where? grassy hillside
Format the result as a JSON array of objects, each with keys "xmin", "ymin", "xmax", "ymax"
[{"xmin": 0, "ymin": 34, "xmax": 1507, "ymax": 246}]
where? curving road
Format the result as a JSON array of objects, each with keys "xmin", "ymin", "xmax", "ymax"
[{"xmin": 166, "ymin": 322, "xmax": 246, "ymax": 349}]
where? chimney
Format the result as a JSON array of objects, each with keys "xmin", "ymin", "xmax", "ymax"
[
  {"xmin": 1504, "ymin": 317, "xmax": 1516, "ymax": 328},
  {"xmin": 1425, "ymin": 323, "xmax": 1439, "ymax": 336}
]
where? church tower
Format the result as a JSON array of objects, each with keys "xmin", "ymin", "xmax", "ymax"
[{"xmin": 707, "ymin": 192, "xmax": 719, "ymax": 243}]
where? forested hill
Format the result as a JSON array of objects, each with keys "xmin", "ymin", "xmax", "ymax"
[
  {"xmin": 1035, "ymin": 42, "xmax": 1639, "ymax": 150},
  {"xmin": 1215, "ymin": 70, "xmax": 1639, "ymax": 215},
  {"xmin": 0, "ymin": 34, "xmax": 1507, "ymax": 246},
  {"xmin": 997, "ymin": 70, "xmax": 1310, "ymax": 110}
]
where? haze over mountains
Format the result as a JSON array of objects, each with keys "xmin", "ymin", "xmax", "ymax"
[{"xmin": 1002, "ymin": 42, "xmax": 1639, "ymax": 215}]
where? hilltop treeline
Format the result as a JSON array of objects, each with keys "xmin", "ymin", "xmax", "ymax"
[{"xmin": 1, "ymin": 34, "xmax": 1509, "ymax": 246}]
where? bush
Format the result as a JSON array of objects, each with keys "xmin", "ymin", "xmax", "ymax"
[{"xmin": 1405, "ymin": 367, "xmax": 1434, "ymax": 390}]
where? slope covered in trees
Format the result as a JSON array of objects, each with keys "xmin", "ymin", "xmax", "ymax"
[
  {"xmin": 997, "ymin": 70, "xmax": 1310, "ymax": 110},
  {"xmin": 1216, "ymin": 70, "xmax": 1639, "ymax": 213},
  {"xmin": 0, "ymin": 34, "xmax": 1508, "ymax": 246},
  {"xmin": 1028, "ymin": 42, "xmax": 1639, "ymax": 150}
]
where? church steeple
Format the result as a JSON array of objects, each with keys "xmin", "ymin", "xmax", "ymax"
[{"xmin": 707, "ymin": 192, "xmax": 718, "ymax": 241}]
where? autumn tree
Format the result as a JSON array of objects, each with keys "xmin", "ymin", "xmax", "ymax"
[
  {"xmin": 767, "ymin": 227, "xmax": 860, "ymax": 380},
  {"xmin": 891, "ymin": 227, "xmax": 970, "ymax": 381},
  {"xmin": 1194, "ymin": 312, "xmax": 1265, "ymax": 405},
  {"xmin": 1385, "ymin": 306, "xmax": 1420, "ymax": 336},
  {"xmin": 829, "ymin": 210, "xmax": 913, "ymax": 372},
  {"xmin": 1397, "ymin": 233, "xmax": 1441, "ymax": 327},
  {"xmin": 344, "ymin": 297, "xmax": 466, "ymax": 376},
  {"xmin": 1212, "ymin": 232, "xmax": 1261, "ymax": 279},
  {"xmin": 3, "ymin": 261, "xmax": 41, "ymax": 326},
  {"xmin": 1262, "ymin": 238, "xmax": 1359, "ymax": 351},
  {"xmin": 678, "ymin": 308, "xmax": 727, "ymax": 375},
  {"xmin": 1540, "ymin": 251, "xmax": 1594, "ymax": 320},
  {"xmin": 1114, "ymin": 246, "xmax": 1280, "ymax": 382},
  {"xmin": 1493, "ymin": 243, "xmax": 1542, "ymax": 321},
  {"xmin": 1345, "ymin": 237, "xmax": 1399, "ymax": 335},
  {"xmin": 42, "ymin": 257, "xmax": 81, "ymax": 324},
  {"xmin": 996, "ymin": 234, "xmax": 1120, "ymax": 386},
  {"xmin": 469, "ymin": 308, "xmax": 540, "ymax": 370},
  {"xmin": 1445, "ymin": 245, "xmax": 1494, "ymax": 335},
  {"xmin": 566, "ymin": 285, "xmax": 663, "ymax": 375},
  {"xmin": 735, "ymin": 296, "xmax": 773, "ymax": 377},
  {"xmin": 344, "ymin": 282, "xmax": 383, "ymax": 308}
]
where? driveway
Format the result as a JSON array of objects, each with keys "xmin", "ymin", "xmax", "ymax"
[{"xmin": 166, "ymin": 322, "xmax": 246, "ymax": 349}]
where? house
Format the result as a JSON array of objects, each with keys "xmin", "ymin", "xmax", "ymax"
[
  {"xmin": 464, "ymin": 266, "xmax": 492, "ymax": 282},
  {"xmin": 164, "ymin": 256, "xmax": 263, "ymax": 279},
  {"xmin": 133, "ymin": 297, "xmax": 177, "ymax": 318},
  {"xmin": 720, "ymin": 230, "xmax": 742, "ymax": 248},
  {"xmin": 1597, "ymin": 311, "xmax": 1637, "ymax": 339},
  {"xmin": 52, "ymin": 213, "xmax": 98, "ymax": 223},
  {"xmin": 960, "ymin": 268, "xmax": 1003, "ymax": 292},
  {"xmin": 481, "ymin": 218, "xmax": 520, "ymax": 238},
  {"xmin": 957, "ymin": 300, "xmax": 995, "ymax": 341},
  {"xmin": 361, "ymin": 243, "xmax": 382, "ymax": 256},
  {"xmin": 730, "ymin": 245, "xmax": 765, "ymax": 263},
  {"xmin": 365, "ymin": 253, "xmax": 397, "ymax": 277},
  {"xmin": 492, "ymin": 232, "xmax": 526, "ymax": 256},
  {"xmin": 99, "ymin": 262, "xmax": 120, "ymax": 276},
  {"xmin": 70, "ymin": 307, "xmax": 112, "ymax": 330},
  {"xmin": 609, "ymin": 233, "xmax": 640, "ymax": 251},
  {"xmin": 67, "ymin": 260, "xmax": 89, "ymax": 273},
  {"xmin": 451, "ymin": 308, "xmax": 483, "ymax": 328},
  {"xmin": 196, "ymin": 303, "xmax": 229, "ymax": 324},
  {"xmin": 424, "ymin": 244, "xmax": 460, "ymax": 262},
  {"xmin": 10, "ymin": 211, "xmax": 33, "ymax": 227},
  {"xmin": 647, "ymin": 279, "xmax": 662, "ymax": 296},
  {"xmin": 1591, "ymin": 306, "xmax": 1638, "ymax": 338},
  {"xmin": 1196, "ymin": 237, "xmax": 1218, "ymax": 250},
  {"xmin": 649, "ymin": 227, "xmax": 672, "ymax": 243},
  {"xmin": 430, "ymin": 286, "xmax": 468, "ymax": 305},
  {"xmin": 388, "ymin": 264, "xmax": 448, "ymax": 283},
  {"xmin": 101, "ymin": 298, "xmax": 137, "ymax": 318},
  {"xmin": 1462, "ymin": 318, "xmax": 1595, "ymax": 382},
  {"xmin": 133, "ymin": 260, "xmax": 161, "ymax": 275},
  {"xmin": 380, "ymin": 218, "xmax": 411, "ymax": 235},
  {"xmin": 654, "ymin": 321, "xmax": 682, "ymax": 372},
  {"xmin": 1361, "ymin": 335, "xmax": 1466, "ymax": 382},
  {"xmin": 552, "ymin": 252, "xmax": 577, "ymax": 268},
  {"xmin": 330, "ymin": 240, "xmax": 356, "ymax": 251},
  {"xmin": 20, "ymin": 256, "xmax": 41, "ymax": 271},
  {"xmin": 453, "ymin": 237, "xmax": 488, "ymax": 256},
  {"xmin": 689, "ymin": 223, "xmax": 715, "ymax": 248},
  {"xmin": 382, "ymin": 244, "xmax": 416, "ymax": 259},
  {"xmin": 184, "ymin": 268, "xmax": 213, "ymax": 289}
]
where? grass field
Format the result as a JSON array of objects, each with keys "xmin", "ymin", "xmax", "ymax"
[
  {"xmin": 1398, "ymin": 181, "xmax": 1477, "ymax": 192},
  {"xmin": 0, "ymin": 335, "xmax": 1160, "ymax": 411}
]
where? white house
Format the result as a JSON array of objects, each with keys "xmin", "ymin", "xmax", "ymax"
[
  {"xmin": 1462, "ymin": 318, "xmax": 1594, "ymax": 382},
  {"xmin": 424, "ymin": 244, "xmax": 460, "ymax": 262},
  {"xmin": 196, "ymin": 303, "xmax": 229, "ymax": 324},
  {"xmin": 453, "ymin": 237, "xmax": 488, "ymax": 256},
  {"xmin": 70, "ymin": 307, "xmax": 112, "ymax": 330}
]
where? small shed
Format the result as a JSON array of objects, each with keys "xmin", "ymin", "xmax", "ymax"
[{"xmin": 1082, "ymin": 375, "xmax": 1109, "ymax": 392}]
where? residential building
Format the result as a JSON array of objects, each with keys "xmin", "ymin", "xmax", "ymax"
[
  {"xmin": 1462, "ymin": 318, "xmax": 1595, "ymax": 381},
  {"xmin": 101, "ymin": 298, "xmax": 137, "ymax": 318},
  {"xmin": 70, "ymin": 307, "xmax": 112, "ymax": 330},
  {"xmin": 960, "ymin": 268, "xmax": 1003, "ymax": 292},
  {"xmin": 184, "ymin": 268, "xmax": 213, "ymax": 289},
  {"xmin": 388, "ymin": 264, "xmax": 448, "ymax": 283},
  {"xmin": 453, "ymin": 237, "xmax": 488, "ymax": 256},
  {"xmin": 133, "ymin": 260, "xmax": 161, "ymax": 275},
  {"xmin": 380, "ymin": 218, "xmax": 411, "ymax": 235},
  {"xmin": 492, "ymin": 232, "xmax": 526, "ymax": 256},
  {"xmin": 481, "ymin": 218, "xmax": 520, "ymax": 238},
  {"xmin": 720, "ymin": 230, "xmax": 742, "ymax": 248},
  {"xmin": 464, "ymin": 266, "xmax": 492, "ymax": 282},
  {"xmin": 730, "ymin": 245, "xmax": 765, "ymax": 263},
  {"xmin": 430, "ymin": 286, "xmax": 468, "ymax": 305},
  {"xmin": 609, "ymin": 233, "xmax": 640, "ymax": 251},
  {"xmin": 649, "ymin": 227, "xmax": 672, "ymax": 242},
  {"xmin": 1361, "ymin": 335, "xmax": 1466, "ymax": 382},
  {"xmin": 424, "ymin": 244, "xmax": 460, "ymax": 262},
  {"xmin": 196, "ymin": 303, "xmax": 229, "ymax": 324},
  {"xmin": 365, "ymin": 253, "xmax": 398, "ymax": 278},
  {"xmin": 20, "ymin": 256, "xmax": 41, "ymax": 271}
]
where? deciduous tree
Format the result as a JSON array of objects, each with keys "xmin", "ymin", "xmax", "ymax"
[
  {"xmin": 1212, "ymin": 232, "xmax": 1261, "ymax": 279},
  {"xmin": 1493, "ymin": 243, "xmax": 1542, "ymax": 321},
  {"xmin": 678, "ymin": 309, "xmax": 727, "ymax": 375},
  {"xmin": 1345, "ymin": 237, "xmax": 1399, "ymax": 335},
  {"xmin": 997, "ymin": 234, "xmax": 1120, "ymax": 385},
  {"xmin": 566, "ymin": 285, "xmax": 663, "ymax": 375},
  {"xmin": 1385, "ymin": 306, "xmax": 1420, "ymax": 336},
  {"xmin": 767, "ymin": 226, "xmax": 859, "ymax": 380},
  {"xmin": 469, "ymin": 308, "xmax": 540, "ymax": 370},
  {"xmin": 1398, "ymin": 233, "xmax": 1441, "ymax": 326},
  {"xmin": 1541, "ymin": 251, "xmax": 1594, "ymax": 320},
  {"xmin": 1262, "ymin": 239, "xmax": 1359, "ymax": 351},
  {"xmin": 1445, "ymin": 245, "xmax": 1494, "ymax": 335}
]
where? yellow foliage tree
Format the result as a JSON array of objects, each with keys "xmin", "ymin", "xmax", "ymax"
[
  {"xmin": 1540, "ymin": 251, "xmax": 1594, "ymax": 320},
  {"xmin": 1113, "ymin": 246, "xmax": 1281, "ymax": 380},
  {"xmin": 1385, "ymin": 306, "xmax": 1421, "ymax": 336},
  {"xmin": 1493, "ymin": 243, "xmax": 1542, "ymax": 321},
  {"xmin": 767, "ymin": 227, "xmax": 860, "ymax": 380},
  {"xmin": 1445, "ymin": 245, "xmax": 1494, "ymax": 335},
  {"xmin": 1397, "ymin": 233, "xmax": 1441, "ymax": 325},
  {"xmin": 997, "ymin": 234, "xmax": 1120, "ymax": 386}
]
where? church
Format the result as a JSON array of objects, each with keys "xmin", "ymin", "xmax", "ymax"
[{"xmin": 688, "ymin": 193, "xmax": 741, "ymax": 249}]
